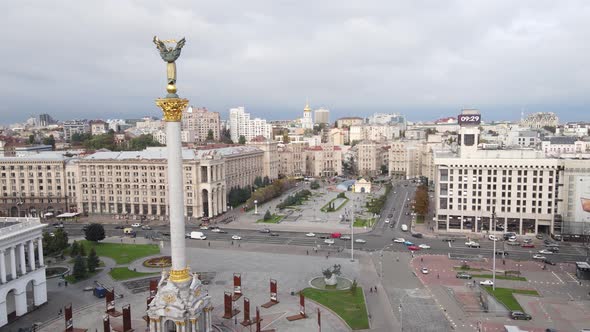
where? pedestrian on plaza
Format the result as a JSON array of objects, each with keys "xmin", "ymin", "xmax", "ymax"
[
  {"xmin": 58, "ymin": 281, "xmax": 61, "ymax": 287},
  {"xmin": 238, "ymin": 243, "xmax": 240, "ymax": 248},
  {"xmin": 306, "ymin": 250, "xmax": 309, "ymax": 255},
  {"xmin": 370, "ymin": 287, "xmax": 372, "ymax": 293},
  {"xmin": 437, "ymin": 274, "xmax": 439, "ymax": 279},
  {"xmin": 326, "ymin": 255, "xmax": 328, "ymax": 259},
  {"xmin": 65, "ymin": 281, "xmax": 68, "ymax": 287},
  {"xmin": 231, "ymin": 240, "xmax": 234, "ymax": 246},
  {"xmin": 208, "ymin": 242, "xmax": 210, "ymax": 247},
  {"xmin": 421, "ymin": 257, "xmax": 423, "ymax": 262},
  {"xmin": 59, "ymin": 308, "xmax": 62, "ymax": 316}
]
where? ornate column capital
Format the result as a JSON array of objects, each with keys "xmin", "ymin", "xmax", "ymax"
[{"xmin": 155, "ymin": 98, "xmax": 189, "ymax": 122}]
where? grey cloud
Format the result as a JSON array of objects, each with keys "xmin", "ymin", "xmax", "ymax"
[{"xmin": 1, "ymin": 0, "xmax": 589, "ymax": 123}]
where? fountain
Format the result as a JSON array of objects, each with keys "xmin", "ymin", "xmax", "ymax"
[{"xmin": 310, "ymin": 264, "xmax": 353, "ymax": 290}]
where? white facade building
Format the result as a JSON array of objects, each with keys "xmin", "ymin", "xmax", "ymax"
[
  {"xmin": 0, "ymin": 218, "xmax": 47, "ymax": 327},
  {"xmin": 314, "ymin": 108, "xmax": 330, "ymax": 125},
  {"xmin": 301, "ymin": 104, "xmax": 313, "ymax": 130},
  {"xmin": 229, "ymin": 107, "xmax": 272, "ymax": 143},
  {"xmin": 62, "ymin": 120, "xmax": 89, "ymax": 141}
]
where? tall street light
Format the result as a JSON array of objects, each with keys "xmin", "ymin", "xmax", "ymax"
[
  {"xmin": 492, "ymin": 205, "xmax": 497, "ymax": 291},
  {"xmin": 350, "ymin": 198, "xmax": 355, "ymax": 262}
]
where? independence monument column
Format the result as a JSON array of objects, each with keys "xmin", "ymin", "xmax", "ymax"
[{"xmin": 148, "ymin": 36, "xmax": 213, "ymax": 332}]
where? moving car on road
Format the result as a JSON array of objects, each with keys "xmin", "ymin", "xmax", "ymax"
[
  {"xmin": 401, "ymin": 224, "xmax": 408, "ymax": 231},
  {"xmin": 538, "ymin": 249, "xmax": 553, "ymax": 255},
  {"xmin": 385, "ymin": 219, "xmax": 390, "ymax": 224},
  {"xmin": 324, "ymin": 239, "xmax": 335, "ymax": 245},
  {"xmin": 521, "ymin": 243, "xmax": 534, "ymax": 248},
  {"xmin": 418, "ymin": 244, "xmax": 431, "ymax": 249},
  {"xmin": 141, "ymin": 225, "xmax": 152, "ymax": 230},
  {"xmin": 456, "ymin": 272, "xmax": 472, "ymax": 279},
  {"xmin": 407, "ymin": 245, "xmax": 420, "ymax": 251},
  {"xmin": 259, "ymin": 228, "xmax": 271, "ymax": 233},
  {"xmin": 305, "ymin": 232, "xmax": 316, "ymax": 237},
  {"xmin": 421, "ymin": 267, "xmax": 429, "ymax": 274},
  {"xmin": 269, "ymin": 233, "xmax": 279, "ymax": 237},
  {"xmin": 495, "ymin": 251, "xmax": 509, "ymax": 256},
  {"xmin": 393, "ymin": 238, "xmax": 405, "ymax": 243},
  {"xmin": 189, "ymin": 231, "xmax": 207, "ymax": 240},
  {"xmin": 543, "ymin": 259, "xmax": 556, "ymax": 265},
  {"xmin": 131, "ymin": 223, "xmax": 142, "ymax": 228},
  {"xmin": 231, "ymin": 235, "xmax": 242, "ymax": 240},
  {"xmin": 340, "ymin": 235, "xmax": 351, "ymax": 240},
  {"xmin": 403, "ymin": 240, "xmax": 414, "ymax": 246},
  {"xmin": 200, "ymin": 225, "xmax": 209, "ymax": 230},
  {"xmin": 488, "ymin": 235, "xmax": 499, "ymax": 241},
  {"xmin": 442, "ymin": 238, "xmax": 455, "ymax": 242},
  {"xmin": 510, "ymin": 311, "xmax": 532, "ymax": 320},
  {"xmin": 465, "ymin": 241, "xmax": 481, "ymax": 248},
  {"xmin": 480, "ymin": 280, "xmax": 494, "ymax": 286},
  {"xmin": 532, "ymin": 254, "xmax": 546, "ymax": 260},
  {"xmin": 354, "ymin": 239, "xmax": 366, "ymax": 244}
]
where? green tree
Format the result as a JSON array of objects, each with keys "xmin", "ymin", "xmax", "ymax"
[
  {"xmin": 282, "ymin": 132, "xmax": 290, "ymax": 143},
  {"xmin": 413, "ymin": 184, "xmax": 429, "ymax": 216},
  {"xmin": 79, "ymin": 243, "xmax": 86, "ymax": 257},
  {"xmin": 207, "ymin": 129, "xmax": 214, "ymax": 140},
  {"xmin": 310, "ymin": 181, "xmax": 320, "ymax": 190},
  {"xmin": 85, "ymin": 223, "xmax": 106, "ymax": 242},
  {"xmin": 70, "ymin": 241, "xmax": 79, "ymax": 257},
  {"xmin": 220, "ymin": 127, "xmax": 233, "ymax": 144},
  {"xmin": 43, "ymin": 135, "xmax": 56, "ymax": 150},
  {"xmin": 72, "ymin": 255, "xmax": 87, "ymax": 280},
  {"xmin": 127, "ymin": 134, "xmax": 162, "ymax": 150},
  {"xmin": 254, "ymin": 176, "xmax": 263, "ymax": 188},
  {"xmin": 86, "ymin": 248, "xmax": 100, "ymax": 272},
  {"xmin": 380, "ymin": 164, "xmax": 388, "ymax": 175},
  {"xmin": 350, "ymin": 279, "xmax": 358, "ymax": 294},
  {"xmin": 263, "ymin": 210, "xmax": 272, "ymax": 221},
  {"xmin": 53, "ymin": 228, "xmax": 69, "ymax": 253},
  {"xmin": 42, "ymin": 232, "xmax": 56, "ymax": 255},
  {"xmin": 238, "ymin": 135, "xmax": 246, "ymax": 145},
  {"xmin": 28, "ymin": 134, "xmax": 35, "ymax": 144}
]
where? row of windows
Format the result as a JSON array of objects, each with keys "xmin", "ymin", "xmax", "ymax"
[{"xmin": 0, "ymin": 165, "xmax": 59, "ymax": 170}]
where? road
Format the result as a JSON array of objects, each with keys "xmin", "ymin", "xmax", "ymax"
[{"xmin": 52, "ymin": 180, "xmax": 589, "ymax": 263}]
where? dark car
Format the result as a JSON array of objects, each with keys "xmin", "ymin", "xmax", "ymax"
[
  {"xmin": 495, "ymin": 251, "xmax": 509, "ymax": 256},
  {"xmin": 269, "ymin": 233, "xmax": 279, "ymax": 237},
  {"xmin": 456, "ymin": 272, "xmax": 472, "ymax": 279},
  {"xmin": 217, "ymin": 230, "xmax": 228, "ymax": 234},
  {"xmin": 442, "ymin": 238, "xmax": 455, "ymax": 242},
  {"xmin": 411, "ymin": 233, "xmax": 423, "ymax": 238},
  {"xmin": 318, "ymin": 234, "xmax": 330, "ymax": 239},
  {"xmin": 543, "ymin": 259, "xmax": 556, "ymax": 265},
  {"xmin": 82, "ymin": 225, "xmax": 89, "ymax": 231},
  {"xmin": 259, "ymin": 228, "xmax": 271, "ymax": 233},
  {"xmin": 536, "ymin": 234, "xmax": 544, "ymax": 240},
  {"xmin": 114, "ymin": 225, "xmax": 124, "ymax": 229},
  {"xmin": 388, "ymin": 214, "xmax": 393, "ymax": 218},
  {"xmin": 510, "ymin": 311, "xmax": 532, "ymax": 320},
  {"xmin": 544, "ymin": 239, "xmax": 552, "ymax": 245},
  {"xmin": 546, "ymin": 247, "xmax": 559, "ymax": 253}
]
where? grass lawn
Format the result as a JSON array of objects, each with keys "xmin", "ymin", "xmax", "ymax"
[
  {"xmin": 320, "ymin": 197, "xmax": 349, "ymax": 212},
  {"xmin": 471, "ymin": 274, "xmax": 527, "ymax": 281},
  {"xmin": 415, "ymin": 215, "xmax": 424, "ymax": 224},
  {"xmin": 483, "ymin": 286, "xmax": 539, "ymax": 311},
  {"xmin": 453, "ymin": 266, "xmax": 487, "ymax": 272},
  {"xmin": 109, "ymin": 267, "xmax": 160, "ymax": 281},
  {"xmin": 301, "ymin": 288, "xmax": 369, "ymax": 330},
  {"xmin": 79, "ymin": 240, "xmax": 160, "ymax": 264},
  {"xmin": 353, "ymin": 218, "xmax": 375, "ymax": 227},
  {"xmin": 256, "ymin": 214, "xmax": 284, "ymax": 223}
]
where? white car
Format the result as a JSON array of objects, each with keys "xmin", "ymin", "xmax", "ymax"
[
  {"xmin": 488, "ymin": 235, "xmax": 498, "ymax": 241},
  {"xmin": 418, "ymin": 244, "xmax": 431, "ymax": 249},
  {"xmin": 538, "ymin": 249, "xmax": 553, "ymax": 255},
  {"xmin": 211, "ymin": 228, "xmax": 222, "ymax": 233},
  {"xmin": 532, "ymin": 254, "xmax": 546, "ymax": 260},
  {"xmin": 340, "ymin": 235, "xmax": 351, "ymax": 240},
  {"xmin": 480, "ymin": 280, "xmax": 494, "ymax": 286},
  {"xmin": 385, "ymin": 219, "xmax": 390, "ymax": 224},
  {"xmin": 465, "ymin": 241, "xmax": 481, "ymax": 248},
  {"xmin": 324, "ymin": 239, "xmax": 335, "ymax": 245},
  {"xmin": 354, "ymin": 239, "xmax": 366, "ymax": 244},
  {"xmin": 200, "ymin": 225, "xmax": 209, "ymax": 230},
  {"xmin": 231, "ymin": 235, "xmax": 242, "ymax": 240},
  {"xmin": 508, "ymin": 236, "xmax": 517, "ymax": 242},
  {"xmin": 393, "ymin": 238, "xmax": 405, "ymax": 243},
  {"xmin": 305, "ymin": 232, "xmax": 316, "ymax": 237},
  {"xmin": 421, "ymin": 267, "xmax": 429, "ymax": 274},
  {"xmin": 131, "ymin": 223, "xmax": 142, "ymax": 228}
]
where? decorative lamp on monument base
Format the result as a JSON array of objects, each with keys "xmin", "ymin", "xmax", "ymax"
[{"xmin": 146, "ymin": 36, "xmax": 213, "ymax": 332}]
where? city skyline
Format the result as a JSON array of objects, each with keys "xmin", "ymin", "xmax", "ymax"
[{"xmin": 2, "ymin": 1, "xmax": 590, "ymax": 124}]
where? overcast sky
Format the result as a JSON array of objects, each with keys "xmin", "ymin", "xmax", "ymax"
[{"xmin": 2, "ymin": 1, "xmax": 590, "ymax": 124}]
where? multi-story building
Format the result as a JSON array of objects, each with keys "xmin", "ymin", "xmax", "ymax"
[
  {"xmin": 305, "ymin": 144, "xmax": 342, "ymax": 177},
  {"xmin": 75, "ymin": 148, "xmax": 227, "ymax": 218},
  {"xmin": 367, "ymin": 113, "xmax": 406, "ymax": 128},
  {"xmin": 0, "ymin": 218, "xmax": 48, "ymax": 327},
  {"xmin": 314, "ymin": 108, "xmax": 330, "ymax": 125},
  {"xmin": 181, "ymin": 106, "xmax": 221, "ymax": 142},
  {"xmin": 277, "ymin": 142, "xmax": 308, "ymax": 177},
  {"xmin": 541, "ymin": 137, "xmax": 578, "ymax": 157},
  {"xmin": 0, "ymin": 153, "xmax": 74, "ymax": 218},
  {"xmin": 388, "ymin": 141, "xmax": 422, "ymax": 180},
  {"xmin": 559, "ymin": 122, "xmax": 590, "ymax": 137},
  {"xmin": 62, "ymin": 120, "xmax": 89, "ymax": 141},
  {"xmin": 328, "ymin": 128, "xmax": 349, "ymax": 145},
  {"xmin": 356, "ymin": 141, "xmax": 388, "ymax": 177},
  {"xmin": 521, "ymin": 112, "xmax": 559, "ymax": 129},
  {"xmin": 247, "ymin": 137, "xmax": 279, "ymax": 181},
  {"xmin": 335, "ymin": 117, "xmax": 363, "ymax": 129},
  {"xmin": 195, "ymin": 146, "xmax": 264, "ymax": 191},
  {"xmin": 38, "ymin": 113, "xmax": 56, "ymax": 127},
  {"xmin": 229, "ymin": 107, "xmax": 272, "ymax": 143},
  {"xmin": 90, "ymin": 120, "xmax": 108, "ymax": 136},
  {"xmin": 349, "ymin": 124, "xmax": 400, "ymax": 142}
]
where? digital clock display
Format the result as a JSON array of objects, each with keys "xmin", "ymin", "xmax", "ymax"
[{"xmin": 458, "ymin": 114, "xmax": 481, "ymax": 125}]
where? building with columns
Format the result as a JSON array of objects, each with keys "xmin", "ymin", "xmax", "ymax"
[
  {"xmin": 247, "ymin": 136, "xmax": 279, "ymax": 181},
  {"xmin": 0, "ymin": 218, "xmax": 47, "ymax": 327},
  {"xmin": 74, "ymin": 148, "xmax": 227, "ymax": 218},
  {"xmin": 305, "ymin": 144, "xmax": 343, "ymax": 177}
]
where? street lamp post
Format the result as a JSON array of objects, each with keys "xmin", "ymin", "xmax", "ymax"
[
  {"xmin": 350, "ymin": 199, "xmax": 355, "ymax": 262},
  {"xmin": 254, "ymin": 200, "xmax": 258, "ymax": 215},
  {"xmin": 399, "ymin": 303, "xmax": 403, "ymax": 331},
  {"xmin": 492, "ymin": 206, "xmax": 497, "ymax": 291}
]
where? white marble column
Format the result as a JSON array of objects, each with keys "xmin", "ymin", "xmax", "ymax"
[
  {"xmin": 14, "ymin": 289, "xmax": 27, "ymax": 316},
  {"xmin": 0, "ymin": 250, "xmax": 6, "ymax": 283},
  {"xmin": 19, "ymin": 244, "xmax": 27, "ymax": 275},
  {"xmin": 166, "ymin": 121, "xmax": 187, "ymax": 272},
  {"xmin": 222, "ymin": 187, "xmax": 227, "ymax": 212},
  {"xmin": 28, "ymin": 240, "xmax": 36, "ymax": 271},
  {"xmin": 206, "ymin": 310, "xmax": 212, "ymax": 332},
  {"xmin": 9, "ymin": 247, "xmax": 17, "ymax": 279},
  {"xmin": 33, "ymin": 280, "xmax": 47, "ymax": 305},
  {"xmin": 207, "ymin": 191, "xmax": 213, "ymax": 218},
  {"xmin": 0, "ymin": 300, "xmax": 7, "ymax": 326},
  {"xmin": 37, "ymin": 238, "xmax": 44, "ymax": 267}
]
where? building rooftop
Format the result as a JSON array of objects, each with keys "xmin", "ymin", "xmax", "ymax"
[
  {"xmin": 0, "ymin": 151, "xmax": 73, "ymax": 162},
  {"xmin": 544, "ymin": 136, "xmax": 577, "ymax": 145}
]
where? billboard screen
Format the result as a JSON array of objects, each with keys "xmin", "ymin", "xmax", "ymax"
[
  {"xmin": 458, "ymin": 114, "xmax": 481, "ymax": 125},
  {"xmin": 573, "ymin": 176, "xmax": 590, "ymax": 223}
]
